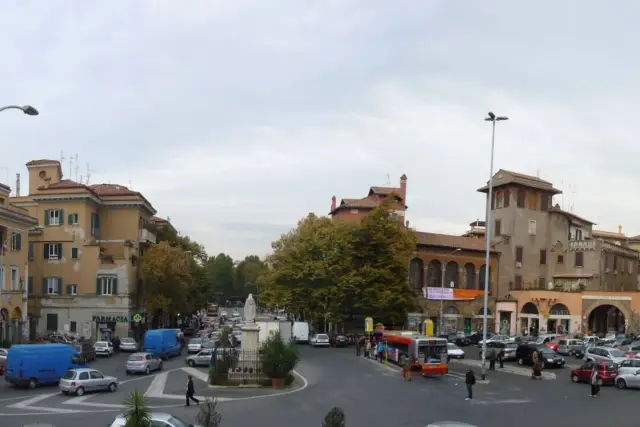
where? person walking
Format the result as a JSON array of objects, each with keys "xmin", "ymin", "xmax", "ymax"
[
  {"xmin": 365, "ymin": 340, "xmax": 372, "ymax": 358},
  {"xmin": 488, "ymin": 348, "xmax": 497, "ymax": 371},
  {"xmin": 185, "ymin": 375, "xmax": 200, "ymax": 407},
  {"xmin": 356, "ymin": 336, "xmax": 363, "ymax": 356},
  {"xmin": 465, "ymin": 368, "xmax": 476, "ymax": 400},
  {"xmin": 377, "ymin": 341, "xmax": 385, "ymax": 363},
  {"xmin": 402, "ymin": 357, "xmax": 413, "ymax": 381},
  {"xmin": 590, "ymin": 367, "xmax": 600, "ymax": 397},
  {"xmin": 498, "ymin": 347, "xmax": 504, "ymax": 369}
]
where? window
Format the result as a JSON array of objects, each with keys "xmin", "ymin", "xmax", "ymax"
[
  {"xmin": 70, "ymin": 321, "xmax": 77, "ymax": 333},
  {"xmin": 528, "ymin": 220, "xmax": 537, "ymax": 235},
  {"xmin": 89, "ymin": 371, "xmax": 104, "ymax": 379},
  {"xmin": 10, "ymin": 232, "xmax": 21, "ymax": 251},
  {"xmin": 495, "ymin": 191, "xmax": 503, "ymax": 209},
  {"xmin": 503, "ymin": 189, "xmax": 510, "ymax": 208},
  {"xmin": 45, "ymin": 209, "xmax": 64, "ymax": 226},
  {"xmin": 494, "ymin": 219, "xmax": 501, "ymax": 237},
  {"xmin": 517, "ymin": 189, "xmax": 526, "ymax": 208},
  {"xmin": 540, "ymin": 249, "xmax": 547, "ymax": 265},
  {"xmin": 68, "ymin": 213, "xmax": 79, "ymax": 225},
  {"xmin": 0, "ymin": 265, "xmax": 3, "ymax": 289},
  {"xmin": 66, "ymin": 284, "xmax": 77, "ymax": 295},
  {"xmin": 515, "ymin": 246, "xmax": 524, "ymax": 263},
  {"xmin": 28, "ymin": 241, "xmax": 35, "ymax": 260},
  {"xmin": 538, "ymin": 277, "xmax": 546, "ymax": 289},
  {"xmin": 575, "ymin": 252, "xmax": 584, "ymax": 267},
  {"xmin": 71, "ymin": 248, "xmax": 79, "ymax": 259},
  {"xmin": 44, "ymin": 243, "xmax": 63, "ymax": 260},
  {"xmin": 27, "ymin": 276, "xmax": 34, "ymax": 295},
  {"xmin": 46, "ymin": 313, "xmax": 58, "ymax": 332},
  {"xmin": 574, "ymin": 229, "xmax": 583, "ymax": 240},
  {"xmin": 350, "ymin": 209, "xmax": 359, "ymax": 214},
  {"xmin": 514, "ymin": 275, "xmax": 523, "ymax": 290},
  {"xmin": 540, "ymin": 194, "xmax": 549, "ymax": 211},
  {"xmin": 557, "ymin": 255, "xmax": 564, "ymax": 264},
  {"xmin": 91, "ymin": 213, "xmax": 100, "ymax": 237},
  {"xmin": 10, "ymin": 266, "xmax": 18, "ymax": 290},
  {"xmin": 97, "ymin": 276, "xmax": 118, "ymax": 296},
  {"xmin": 613, "ymin": 255, "xmax": 618, "ymax": 271},
  {"xmin": 44, "ymin": 277, "xmax": 62, "ymax": 295}
]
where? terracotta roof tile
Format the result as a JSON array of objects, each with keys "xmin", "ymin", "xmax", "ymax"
[
  {"xmin": 26, "ymin": 159, "xmax": 61, "ymax": 166},
  {"xmin": 38, "ymin": 179, "xmax": 88, "ymax": 191},
  {"xmin": 152, "ymin": 216, "xmax": 169, "ymax": 223},
  {"xmin": 549, "ymin": 206, "xmax": 595, "ymax": 225},
  {"xmin": 89, "ymin": 184, "xmax": 137, "ymax": 196},
  {"xmin": 330, "ymin": 196, "xmax": 381, "ymax": 214},
  {"xmin": 592, "ymin": 230, "xmax": 626, "ymax": 239},
  {"xmin": 369, "ymin": 186, "xmax": 402, "ymax": 197},
  {"xmin": 416, "ymin": 232, "xmax": 497, "ymax": 253},
  {"xmin": 477, "ymin": 169, "xmax": 562, "ymax": 194}
]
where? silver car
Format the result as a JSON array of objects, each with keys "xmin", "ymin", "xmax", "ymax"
[
  {"xmin": 126, "ymin": 352, "xmax": 163, "ymax": 375},
  {"xmin": 187, "ymin": 338, "xmax": 203, "ymax": 353},
  {"xmin": 110, "ymin": 412, "xmax": 203, "ymax": 427},
  {"xmin": 59, "ymin": 368, "xmax": 118, "ymax": 396},
  {"xmin": 120, "ymin": 337, "xmax": 139, "ymax": 352},
  {"xmin": 186, "ymin": 349, "xmax": 214, "ymax": 367},
  {"xmin": 585, "ymin": 345, "xmax": 628, "ymax": 365}
]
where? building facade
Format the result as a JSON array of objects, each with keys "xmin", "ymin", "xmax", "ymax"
[
  {"xmin": 10, "ymin": 159, "xmax": 159, "ymax": 341},
  {"xmin": 0, "ymin": 182, "xmax": 38, "ymax": 343},
  {"xmin": 479, "ymin": 169, "xmax": 640, "ymax": 336}
]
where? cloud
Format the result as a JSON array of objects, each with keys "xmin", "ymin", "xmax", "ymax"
[{"xmin": 3, "ymin": 1, "xmax": 640, "ymax": 258}]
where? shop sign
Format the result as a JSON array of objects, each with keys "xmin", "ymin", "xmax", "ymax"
[{"xmin": 92, "ymin": 315, "xmax": 131, "ymax": 323}]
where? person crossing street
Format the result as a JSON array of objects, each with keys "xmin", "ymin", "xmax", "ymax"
[{"xmin": 185, "ymin": 374, "xmax": 200, "ymax": 407}]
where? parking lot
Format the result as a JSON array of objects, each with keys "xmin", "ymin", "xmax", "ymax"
[{"xmin": 460, "ymin": 342, "xmax": 584, "ymax": 370}]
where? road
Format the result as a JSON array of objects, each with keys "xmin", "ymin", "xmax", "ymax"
[
  {"xmin": 462, "ymin": 343, "xmax": 584, "ymax": 369},
  {"xmin": 1, "ymin": 346, "xmax": 638, "ymax": 427}
]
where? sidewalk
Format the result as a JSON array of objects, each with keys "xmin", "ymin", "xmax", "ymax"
[{"xmin": 451, "ymin": 359, "xmax": 557, "ymax": 380}]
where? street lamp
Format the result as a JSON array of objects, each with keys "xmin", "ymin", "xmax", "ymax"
[
  {"xmin": 0, "ymin": 105, "xmax": 39, "ymax": 116},
  {"xmin": 480, "ymin": 111, "xmax": 508, "ymax": 380},
  {"xmin": 439, "ymin": 248, "xmax": 462, "ymax": 334}
]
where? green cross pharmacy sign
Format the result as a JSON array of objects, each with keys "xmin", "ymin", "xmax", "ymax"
[{"xmin": 92, "ymin": 314, "xmax": 144, "ymax": 323}]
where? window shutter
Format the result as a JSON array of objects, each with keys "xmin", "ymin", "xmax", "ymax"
[
  {"xmin": 58, "ymin": 244, "xmax": 63, "ymax": 258},
  {"xmin": 17, "ymin": 233, "xmax": 22, "ymax": 251},
  {"xmin": 113, "ymin": 278, "xmax": 118, "ymax": 295},
  {"xmin": 96, "ymin": 278, "xmax": 102, "ymax": 295},
  {"xmin": 42, "ymin": 278, "xmax": 47, "ymax": 295},
  {"xmin": 59, "ymin": 209, "xmax": 64, "ymax": 225},
  {"xmin": 44, "ymin": 243, "xmax": 49, "ymax": 259},
  {"xmin": 72, "ymin": 248, "xmax": 78, "ymax": 259},
  {"xmin": 66, "ymin": 284, "xmax": 71, "ymax": 294},
  {"xmin": 57, "ymin": 277, "xmax": 63, "ymax": 294},
  {"xmin": 68, "ymin": 213, "xmax": 73, "ymax": 224},
  {"xmin": 44, "ymin": 209, "xmax": 50, "ymax": 226},
  {"xmin": 28, "ymin": 276, "xmax": 33, "ymax": 294}
]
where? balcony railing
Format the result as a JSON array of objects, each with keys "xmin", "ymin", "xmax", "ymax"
[
  {"xmin": 569, "ymin": 240, "xmax": 596, "ymax": 251},
  {"xmin": 139, "ymin": 228, "xmax": 157, "ymax": 244}
]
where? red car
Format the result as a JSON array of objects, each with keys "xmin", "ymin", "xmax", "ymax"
[{"xmin": 571, "ymin": 360, "xmax": 618, "ymax": 385}]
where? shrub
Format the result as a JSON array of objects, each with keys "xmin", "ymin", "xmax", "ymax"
[
  {"xmin": 122, "ymin": 391, "xmax": 152, "ymax": 427},
  {"xmin": 322, "ymin": 407, "xmax": 346, "ymax": 427},
  {"xmin": 259, "ymin": 331, "xmax": 299, "ymax": 379},
  {"xmin": 284, "ymin": 373, "xmax": 295, "ymax": 386},
  {"xmin": 197, "ymin": 398, "xmax": 222, "ymax": 427}
]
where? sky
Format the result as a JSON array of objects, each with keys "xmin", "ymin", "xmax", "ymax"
[{"xmin": 2, "ymin": 1, "xmax": 640, "ymax": 259}]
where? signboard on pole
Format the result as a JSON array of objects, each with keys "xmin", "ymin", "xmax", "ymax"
[
  {"xmin": 423, "ymin": 319, "xmax": 434, "ymax": 337},
  {"xmin": 364, "ymin": 316, "xmax": 373, "ymax": 332}
]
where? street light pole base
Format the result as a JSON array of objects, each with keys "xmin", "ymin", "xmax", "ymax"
[{"xmin": 480, "ymin": 373, "xmax": 486, "ymax": 381}]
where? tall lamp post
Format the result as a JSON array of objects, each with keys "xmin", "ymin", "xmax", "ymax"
[
  {"xmin": 0, "ymin": 105, "xmax": 39, "ymax": 115},
  {"xmin": 480, "ymin": 111, "xmax": 508, "ymax": 380},
  {"xmin": 439, "ymin": 248, "xmax": 462, "ymax": 334}
]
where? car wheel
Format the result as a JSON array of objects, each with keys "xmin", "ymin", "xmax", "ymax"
[
  {"xmin": 158, "ymin": 363, "xmax": 163, "ymax": 371},
  {"xmin": 188, "ymin": 360, "xmax": 196, "ymax": 367},
  {"xmin": 61, "ymin": 390, "xmax": 68, "ymax": 395},
  {"xmin": 76, "ymin": 386, "xmax": 85, "ymax": 396},
  {"xmin": 616, "ymin": 378, "xmax": 626, "ymax": 389},
  {"xmin": 126, "ymin": 371, "xmax": 131, "ymax": 375},
  {"xmin": 571, "ymin": 374, "xmax": 579, "ymax": 383},
  {"xmin": 108, "ymin": 382, "xmax": 117, "ymax": 392},
  {"xmin": 145, "ymin": 366, "xmax": 151, "ymax": 375},
  {"xmin": 28, "ymin": 378, "xmax": 37, "ymax": 389},
  {"xmin": 517, "ymin": 358, "xmax": 524, "ymax": 366}
]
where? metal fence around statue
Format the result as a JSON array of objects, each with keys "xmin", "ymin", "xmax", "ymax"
[{"xmin": 210, "ymin": 348, "xmax": 263, "ymax": 385}]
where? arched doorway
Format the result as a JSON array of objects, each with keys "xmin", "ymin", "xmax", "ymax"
[
  {"xmin": 445, "ymin": 261, "xmax": 459, "ymax": 288},
  {"xmin": 409, "ymin": 258, "xmax": 424, "ymax": 291},
  {"xmin": 443, "ymin": 305, "xmax": 461, "ymax": 333},
  {"xmin": 464, "ymin": 263, "xmax": 475, "ymax": 289},
  {"xmin": 548, "ymin": 303, "xmax": 570, "ymax": 334},
  {"xmin": 588, "ymin": 304, "xmax": 626, "ymax": 335},
  {"xmin": 520, "ymin": 302, "xmax": 539, "ymax": 336},
  {"xmin": 478, "ymin": 265, "xmax": 489, "ymax": 290},
  {"xmin": 11, "ymin": 307, "xmax": 21, "ymax": 321},
  {"xmin": 426, "ymin": 260, "xmax": 442, "ymax": 287}
]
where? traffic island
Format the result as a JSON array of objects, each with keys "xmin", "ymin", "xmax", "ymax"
[{"xmin": 451, "ymin": 359, "xmax": 557, "ymax": 380}]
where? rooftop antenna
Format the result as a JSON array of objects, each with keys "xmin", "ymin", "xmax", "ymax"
[
  {"xmin": 60, "ymin": 151, "xmax": 66, "ymax": 177},
  {"xmin": 74, "ymin": 154, "xmax": 79, "ymax": 181},
  {"xmin": 86, "ymin": 162, "xmax": 94, "ymax": 185},
  {"xmin": 68, "ymin": 155, "xmax": 73, "ymax": 178},
  {"xmin": 560, "ymin": 180, "xmax": 565, "ymax": 210},
  {"xmin": 385, "ymin": 173, "xmax": 391, "ymax": 186},
  {"xmin": 570, "ymin": 184, "xmax": 577, "ymax": 213}
]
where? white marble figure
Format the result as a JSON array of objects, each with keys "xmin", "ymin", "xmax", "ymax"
[{"xmin": 244, "ymin": 293, "xmax": 257, "ymax": 323}]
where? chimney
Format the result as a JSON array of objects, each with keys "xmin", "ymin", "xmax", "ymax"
[
  {"xmin": 400, "ymin": 174, "xmax": 407, "ymax": 204},
  {"xmin": 331, "ymin": 195, "xmax": 336, "ymax": 212},
  {"xmin": 619, "ymin": 224, "xmax": 623, "ymax": 234},
  {"xmin": 15, "ymin": 173, "xmax": 20, "ymax": 197}
]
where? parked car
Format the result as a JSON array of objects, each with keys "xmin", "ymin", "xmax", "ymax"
[
  {"xmin": 516, "ymin": 344, "xmax": 565, "ymax": 368},
  {"xmin": 143, "ymin": 329, "xmax": 181, "ymax": 359},
  {"xmin": 187, "ymin": 338, "xmax": 204, "ymax": 354},
  {"xmin": 110, "ymin": 412, "xmax": 203, "ymax": 427},
  {"xmin": 0, "ymin": 358, "xmax": 5, "ymax": 375},
  {"xmin": 0, "ymin": 348, "xmax": 8, "ymax": 359},
  {"xmin": 441, "ymin": 333, "xmax": 470, "ymax": 347},
  {"xmin": 584, "ymin": 346, "xmax": 628, "ymax": 365},
  {"xmin": 553, "ymin": 338, "xmax": 584, "ymax": 356},
  {"xmin": 478, "ymin": 335, "xmax": 510, "ymax": 348},
  {"xmin": 72, "ymin": 342, "xmax": 96, "ymax": 362},
  {"xmin": 447, "ymin": 343, "xmax": 465, "ymax": 360},
  {"xmin": 120, "ymin": 338, "xmax": 139, "ymax": 352},
  {"xmin": 126, "ymin": 352, "xmax": 163, "ymax": 375},
  {"xmin": 186, "ymin": 349, "xmax": 214, "ymax": 367},
  {"xmin": 311, "ymin": 334, "xmax": 330, "ymax": 347},
  {"xmin": 615, "ymin": 358, "xmax": 640, "ymax": 389},
  {"xmin": 59, "ymin": 368, "xmax": 118, "ymax": 396},
  {"xmin": 334, "ymin": 335, "xmax": 349, "ymax": 347},
  {"xmin": 94, "ymin": 341, "xmax": 115, "ymax": 357},
  {"xmin": 483, "ymin": 341, "xmax": 518, "ymax": 360},
  {"xmin": 534, "ymin": 334, "xmax": 559, "ymax": 346},
  {"xmin": 571, "ymin": 360, "xmax": 618, "ymax": 385},
  {"xmin": 468, "ymin": 332, "xmax": 494, "ymax": 345}
]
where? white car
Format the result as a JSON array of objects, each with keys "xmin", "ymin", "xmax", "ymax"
[
  {"xmin": 311, "ymin": 334, "xmax": 330, "ymax": 347},
  {"xmin": 110, "ymin": 412, "xmax": 202, "ymax": 427},
  {"xmin": 478, "ymin": 335, "xmax": 510, "ymax": 347},
  {"xmin": 447, "ymin": 343, "xmax": 465, "ymax": 359},
  {"xmin": 0, "ymin": 348, "xmax": 8, "ymax": 359},
  {"xmin": 94, "ymin": 341, "xmax": 114, "ymax": 356},
  {"xmin": 187, "ymin": 338, "xmax": 203, "ymax": 353}
]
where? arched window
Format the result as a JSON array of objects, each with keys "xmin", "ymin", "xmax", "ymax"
[
  {"xmin": 479, "ymin": 265, "xmax": 489, "ymax": 290},
  {"xmin": 409, "ymin": 258, "xmax": 424, "ymax": 291},
  {"xmin": 521, "ymin": 302, "xmax": 539, "ymax": 314},
  {"xmin": 477, "ymin": 307, "xmax": 492, "ymax": 316},
  {"xmin": 426, "ymin": 260, "xmax": 442, "ymax": 287},
  {"xmin": 464, "ymin": 263, "xmax": 475, "ymax": 289},
  {"xmin": 445, "ymin": 306, "xmax": 460, "ymax": 315},
  {"xmin": 445, "ymin": 261, "xmax": 459, "ymax": 288},
  {"xmin": 549, "ymin": 304, "xmax": 570, "ymax": 316}
]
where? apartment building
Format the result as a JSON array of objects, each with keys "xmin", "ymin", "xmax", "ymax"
[
  {"xmin": 0, "ymin": 182, "xmax": 38, "ymax": 342},
  {"xmin": 478, "ymin": 169, "xmax": 640, "ymax": 336},
  {"xmin": 11, "ymin": 159, "xmax": 158, "ymax": 341}
]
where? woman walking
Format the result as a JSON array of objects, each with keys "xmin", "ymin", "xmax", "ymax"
[
  {"xmin": 531, "ymin": 350, "xmax": 542, "ymax": 380},
  {"xmin": 590, "ymin": 367, "xmax": 600, "ymax": 397}
]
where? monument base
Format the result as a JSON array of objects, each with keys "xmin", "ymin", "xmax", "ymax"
[{"xmin": 241, "ymin": 323, "xmax": 260, "ymax": 352}]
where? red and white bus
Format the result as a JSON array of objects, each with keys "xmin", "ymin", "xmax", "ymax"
[{"xmin": 383, "ymin": 331, "xmax": 449, "ymax": 376}]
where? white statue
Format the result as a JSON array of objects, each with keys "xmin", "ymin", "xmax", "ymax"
[{"xmin": 244, "ymin": 293, "xmax": 257, "ymax": 323}]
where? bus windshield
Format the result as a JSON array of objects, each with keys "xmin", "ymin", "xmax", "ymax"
[{"xmin": 418, "ymin": 343, "xmax": 447, "ymax": 363}]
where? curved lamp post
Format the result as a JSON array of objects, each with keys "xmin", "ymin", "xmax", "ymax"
[{"xmin": 0, "ymin": 105, "xmax": 39, "ymax": 116}]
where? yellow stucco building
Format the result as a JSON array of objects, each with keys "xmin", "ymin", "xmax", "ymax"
[{"xmin": 10, "ymin": 159, "xmax": 162, "ymax": 341}]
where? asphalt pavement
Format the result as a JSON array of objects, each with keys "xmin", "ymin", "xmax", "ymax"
[{"xmin": 1, "ymin": 346, "xmax": 639, "ymax": 427}]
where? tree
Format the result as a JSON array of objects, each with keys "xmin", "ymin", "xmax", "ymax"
[
  {"xmin": 141, "ymin": 241, "xmax": 192, "ymax": 324},
  {"xmin": 235, "ymin": 255, "xmax": 267, "ymax": 297},
  {"xmin": 123, "ymin": 391, "xmax": 152, "ymax": 427},
  {"xmin": 206, "ymin": 253, "xmax": 236, "ymax": 303},
  {"xmin": 322, "ymin": 407, "xmax": 346, "ymax": 427},
  {"xmin": 197, "ymin": 398, "xmax": 222, "ymax": 427}
]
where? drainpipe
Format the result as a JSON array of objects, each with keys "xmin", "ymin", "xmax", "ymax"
[{"xmin": 23, "ymin": 261, "xmax": 28, "ymax": 342}]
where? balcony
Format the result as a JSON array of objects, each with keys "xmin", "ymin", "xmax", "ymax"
[
  {"xmin": 569, "ymin": 240, "xmax": 596, "ymax": 251},
  {"xmin": 139, "ymin": 228, "xmax": 156, "ymax": 244}
]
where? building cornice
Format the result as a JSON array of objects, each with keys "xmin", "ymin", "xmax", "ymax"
[
  {"xmin": 101, "ymin": 200, "xmax": 157, "ymax": 215},
  {"xmin": 31, "ymin": 193, "xmax": 102, "ymax": 205},
  {"xmin": 0, "ymin": 206, "xmax": 38, "ymax": 226}
]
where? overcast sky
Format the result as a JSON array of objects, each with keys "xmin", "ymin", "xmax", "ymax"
[{"xmin": 2, "ymin": 1, "xmax": 639, "ymax": 259}]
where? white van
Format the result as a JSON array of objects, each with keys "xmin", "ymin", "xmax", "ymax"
[{"xmin": 293, "ymin": 322, "xmax": 310, "ymax": 343}]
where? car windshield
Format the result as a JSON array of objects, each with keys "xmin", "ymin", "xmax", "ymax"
[
  {"xmin": 447, "ymin": 343, "xmax": 460, "ymax": 350},
  {"xmin": 122, "ymin": 338, "xmax": 135, "ymax": 343},
  {"xmin": 317, "ymin": 334, "xmax": 329, "ymax": 339},
  {"xmin": 128, "ymin": 355, "xmax": 145, "ymax": 361},
  {"xmin": 168, "ymin": 416, "xmax": 189, "ymax": 427},
  {"xmin": 95, "ymin": 342, "xmax": 106, "ymax": 347},
  {"xmin": 603, "ymin": 363, "xmax": 618, "ymax": 371},
  {"xmin": 505, "ymin": 343, "xmax": 518, "ymax": 349},
  {"xmin": 539, "ymin": 348, "xmax": 555, "ymax": 356},
  {"xmin": 609, "ymin": 349, "xmax": 625, "ymax": 357},
  {"xmin": 62, "ymin": 370, "xmax": 77, "ymax": 380},
  {"xmin": 189, "ymin": 339, "xmax": 202, "ymax": 344}
]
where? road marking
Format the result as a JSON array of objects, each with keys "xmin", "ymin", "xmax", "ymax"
[
  {"xmin": 9, "ymin": 393, "xmax": 80, "ymax": 413},
  {"xmin": 471, "ymin": 399, "xmax": 532, "ymax": 405},
  {"xmin": 145, "ymin": 371, "xmax": 169, "ymax": 398},
  {"xmin": 182, "ymin": 366, "xmax": 210, "ymax": 382}
]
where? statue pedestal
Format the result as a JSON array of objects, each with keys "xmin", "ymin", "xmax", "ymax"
[{"xmin": 241, "ymin": 322, "xmax": 260, "ymax": 352}]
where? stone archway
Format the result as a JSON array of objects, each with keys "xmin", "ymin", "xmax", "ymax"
[
  {"xmin": 587, "ymin": 303, "xmax": 627, "ymax": 335},
  {"xmin": 521, "ymin": 303, "xmax": 539, "ymax": 314}
]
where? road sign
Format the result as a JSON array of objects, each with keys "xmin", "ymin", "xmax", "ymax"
[
  {"xmin": 133, "ymin": 313, "xmax": 143, "ymax": 323},
  {"xmin": 364, "ymin": 316, "xmax": 373, "ymax": 332}
]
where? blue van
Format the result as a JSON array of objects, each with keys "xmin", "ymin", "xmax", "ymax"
[
  {"xmin": 5, "ymin": 344, "xmax": 89, "ymax": 389},
  {"xmin": 143, "ymin": 329, "xmax": 181, "ymax": 359}
]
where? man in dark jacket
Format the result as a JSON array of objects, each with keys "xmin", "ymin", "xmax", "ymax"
[
  {"xmin": 185, "ymin": 375, "xmax": 200, "ymax": 407},
  {"xmin": 465, "ymin": 369, "xmax": 476, "ymax": 400}
]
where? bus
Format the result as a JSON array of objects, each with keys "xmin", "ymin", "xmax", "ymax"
[
  {"xmin": 206, "ymin": 303, "xmax": 219, "ymax": 318},
  {"xmin": 383, "ymin": 331, "xmax": 449, "ymax": 376}
]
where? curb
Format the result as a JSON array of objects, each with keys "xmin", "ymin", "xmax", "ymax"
[
  {"xmin": 361, "ymin": 355, "xmax": 490, "ymax": 384},
  {"xmin": 451, "ymin": 359, "xmax": 557, "ymax": 380}
]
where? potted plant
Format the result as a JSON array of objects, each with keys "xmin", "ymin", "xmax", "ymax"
[
  {"xmin": 122, "ymin": 391, "xmax": 152, "ymax": 427},
  {"xmin": 322, "ymin": 407, "xmax": 346, "ymax": 427},
  {"xmin": 259, "ymin": 331, "xmax": 299, "ymax": 388}
]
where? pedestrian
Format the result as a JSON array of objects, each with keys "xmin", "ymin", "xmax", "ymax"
[
  {"xmin": 356, "ymin": 336, "xmax": 363, "ymax": 356},
  {"xmin": 185, "ymin": 374, "xmax": 200, "ymax": 407},
  {"xmin": 531, "ymin": 351, "xmax": 542, "ymax": 380},
  {"xmin": 402, "ymin": 357, "xmax": 413, "ymax": 381},
  {"xmin": 590, "ymin": 367, "xmax": 600, "ymax": 397},
  {"xmin": 465, "ymin": 368, "xmax": 476, "ymax": 400},
  {"xmin": 365, "ymin": 340, "xmax": 372, "ymax": 358},
  {"xmin": 498, "ymin": 347, "xmax": 504, "ymax": 369},
  {"xmin": 488, "ymin": 348, "xmax": 496, "ymax": 370},
  {"xmin": 377, "ymin": 341, "xmax": 385, "ymax": 363}
]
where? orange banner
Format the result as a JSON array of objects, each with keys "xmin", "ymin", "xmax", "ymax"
[{"xmin": 452, "ymin": 289, "xmax": 484, "ymax": 300}]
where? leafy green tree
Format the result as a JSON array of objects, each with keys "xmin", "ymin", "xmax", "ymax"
[
  {"xmin": 206, "ymin": 253, "xmax": 236, "ymax": 302},
  {"xmin": 322, "ymin": 407, "xmax": 346, "ymax": 427},
  {"xmin": 235, "ymin": 255, "xmax": 267, "ymax": 297},
  {"xmin": 123, "ymin": 391, "xmax": 152, "ymax": 427}
]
